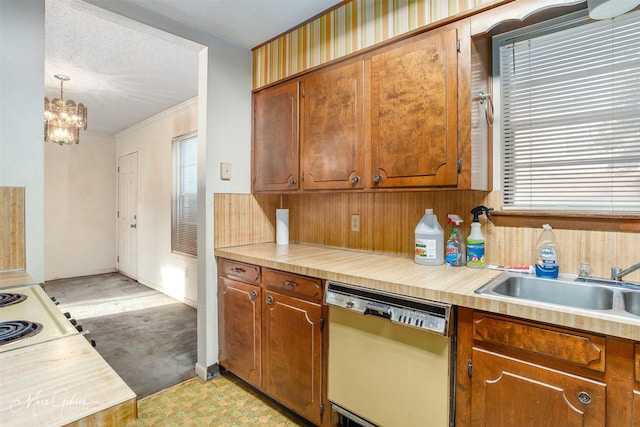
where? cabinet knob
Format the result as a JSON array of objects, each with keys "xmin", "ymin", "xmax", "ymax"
[
  {"xmin": 265, "ymin": 295, "xmax": 274, "ymax": 305},
  {"xmin": 351, "ymin": 176, "xmax": 360, "ymax": 185},
  {"xmin": 577, "ymin": 391, "xmax": 592, "ymax": 404},
  {"xmin": 288, "ymin": 178, "xmax": 296, "ymax": 185},
  {"xmin": 230, "ymin": 267, "xmax": 246, "ymax": 274},
  {"xmin": 373, "ymin": 173, "xmax": 383, "ymax": 183},
  {"xmin": 249, "ymin": 290, "xmax": 258, "ymax": 301}
]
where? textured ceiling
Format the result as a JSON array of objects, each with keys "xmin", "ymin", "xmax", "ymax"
[{"xmin": 45, "ymin": 0, "xmax": 341, "ymax": 136}]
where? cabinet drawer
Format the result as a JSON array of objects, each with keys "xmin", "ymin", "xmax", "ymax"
[
  {"xmin": 218, "ymin": 259, "xmax": 261, "ymax": 284},
  {"xmin": 264, "ymin": 269, "xmax": 323, "ymax": 301},
  {"xmin": 473, "ymin": 312, "xmax": 606, "ymax": 372}
]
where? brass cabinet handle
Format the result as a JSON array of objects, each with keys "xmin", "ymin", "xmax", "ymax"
[
  {"xmin": 230, "ymin": 267, "xmax": 246, "ymax": 274},
  {"xmin": 280, "ymin": 280, "xmax": 297, "ymax": 289}
]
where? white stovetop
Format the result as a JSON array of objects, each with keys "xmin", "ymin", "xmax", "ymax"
[{"xmin": 0, "ymin": 284, "xmax": 78, "ymax": 353}]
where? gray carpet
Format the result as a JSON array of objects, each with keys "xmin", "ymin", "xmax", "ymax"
[{"xmin": 44, "ymin": 273, "xmax": 197, "ymax": 399}]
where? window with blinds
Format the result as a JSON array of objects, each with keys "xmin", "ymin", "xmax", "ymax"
[
  {"xmin": 497, "ymin": 10, "xmax": 640, "ymax": 213},
  {"xmin": 172, "ymin": 133, "xmax": 197, "ymax": 257}
]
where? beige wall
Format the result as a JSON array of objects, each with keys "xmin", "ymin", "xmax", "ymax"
[
  {"xmin": 44, "ymin": 134, "xmax": 117, "ymax": 280},
  {"xmin": 214, "ymin": 191, "xmax": 640, "ymax": 283},
  {"xmin": 116, "ymin": 99, "xmax": 199, "ymax": 306}
]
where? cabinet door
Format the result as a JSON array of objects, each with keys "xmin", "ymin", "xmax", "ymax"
[
  {"xmin": 263, "ymin": 291, "xmax": 323, "ymax": 425},
  {"xmin": 218, "ymin": 277, "xmax": 262, "ymax": 389},
  {"xmin": 370, "ymin": 26, "xmax": 459, "ymax": 188},
  {"xmin": 300, "ymin": 60, "xmax": 365, "ymax": 190},
  {"xmin": 253, "ymin": 80, "xmax": 299, "ymax": 192},
  {"xmin": 471, "ymin": 348, "xmax": 605, "ymax": 427}
]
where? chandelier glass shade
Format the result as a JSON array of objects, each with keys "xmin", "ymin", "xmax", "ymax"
[{"xmin": 44, "ymin": 74, "xmax": 87, "ymax": 145}]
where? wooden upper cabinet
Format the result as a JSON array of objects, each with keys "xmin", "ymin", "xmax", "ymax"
[
  {"xmin": 369, "ymin": 24, "xmax": 460, "ymax": 188},
  {"xmin": 300, "ymin": 59, "xmax": 365, "ymax": 190},
  {"xmin": 251, "ymin": 18, "xmax": 488, "ymax": 193},
  {"xmin": 252, "ymin": 80, "xmax": 299, "ymax": 192}
]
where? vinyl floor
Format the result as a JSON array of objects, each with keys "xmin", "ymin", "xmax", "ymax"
[
  {"xmin": 125, "ymin": 375, "xmax": 308, "ymax": 426},
  {"xmin": 45, "ymin": 273, "xmax": 197, "ymax": 398}
]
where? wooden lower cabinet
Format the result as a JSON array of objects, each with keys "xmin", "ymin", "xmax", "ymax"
[
  {"xmin": 218, "ymin": 259, "xmax": 328, "ymax": 426},
  {"xmin": 218, "ymin": 276, "xmax": 262, "ymax": 389},
  {"xmin": 471, "ymin": 348, "xmax": 605, "ymax": 426},
  {"xmin": 457, "ymin": 308, "xmax": 637, "ymax": 427},
  {"xmin": 263, "ymin": 290, "xmax": 323, "ymax": 425}
]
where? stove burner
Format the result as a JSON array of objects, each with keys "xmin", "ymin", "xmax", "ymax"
[
  {"xmin": 0, "ymin": 320, "xmax": 43, "ymax": 345},
  {"xmin": 0, "ymin": 293, "xmax": 27, "ymax": 307}
]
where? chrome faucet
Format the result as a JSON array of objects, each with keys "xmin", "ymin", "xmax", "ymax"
[{"xmin": 611, "ymin": 263, "xmax": 640, "ymax": 281}]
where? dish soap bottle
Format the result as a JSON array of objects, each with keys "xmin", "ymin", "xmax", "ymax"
[
  {"xmin": 467, "ymin": 206, "xmax": 493, "ymax": 269},
  {"xmin": 446, "ymin": 214, "xmax": 465, "ymax": 267},
  {"xmin": 534, "ymin": 224, "xmax": 560, "ymax": 278},
  {"xmin": 414, "ymin": 209, "xmax": 444, "ymax": 265}
]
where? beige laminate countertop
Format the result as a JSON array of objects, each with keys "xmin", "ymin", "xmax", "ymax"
[
  {"xmin": 0, "ymin": 334, "xmax": 136, "ymax": 427},
  {"xmin": 215, "ymin": 243, "xmax": 640, "ymax": 341},
  {"xmin": 0, "ymin": 271, "xmax": 36, "ymax": 289}
]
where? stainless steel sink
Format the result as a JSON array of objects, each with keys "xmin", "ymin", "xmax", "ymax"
[
  {"xmin": 624, "ymin": 292, "xmax": 640, "ymax": 317},
  {"xmin": 475, "ymin": 273, "xmax": 640, "ymax": 318}
]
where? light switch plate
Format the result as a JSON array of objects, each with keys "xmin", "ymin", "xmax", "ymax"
[{"xmin": 220, "ymin": 162, "xmax": 232, "ymax": 180}]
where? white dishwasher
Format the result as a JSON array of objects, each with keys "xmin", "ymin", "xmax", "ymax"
[{"xmin": 325, "ymin": 281, "xmax": 454, "ymax": 427}]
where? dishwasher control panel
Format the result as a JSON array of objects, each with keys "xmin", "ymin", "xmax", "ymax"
[{"xmin": 325, "ymin": 281, "xmax": 451, "ymax": 336}]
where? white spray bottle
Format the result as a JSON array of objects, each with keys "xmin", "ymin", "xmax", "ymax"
[{"xmin": 466, "ymin": 206, "xmax": 493, "ymax": 269}]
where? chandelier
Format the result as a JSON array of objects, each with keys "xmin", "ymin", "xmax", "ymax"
[{"xmin": 44, "ymin": 74, "xmax": 87, "ymax": 145}]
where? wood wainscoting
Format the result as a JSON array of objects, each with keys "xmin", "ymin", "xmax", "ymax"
[
  {"xmin": 0, "ymin": 187, "xmax": 25, "ymax": 272},
  {"xmin": 214, "ymin": 190, "xmax": 640, "ymax": 282}
]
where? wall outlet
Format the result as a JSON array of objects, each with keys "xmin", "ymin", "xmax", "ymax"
[
  {"xmin": 351, "ymin": 214, "xmax": 360, "ymax": 232},
  {"xmin": 220, "ymin": 162, "xmax": 232, "ymax": 180}
]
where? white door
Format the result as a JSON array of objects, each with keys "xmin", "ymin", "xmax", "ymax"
[{"xmin": 118, "ymin": 152, "xmax": 138, "ymax": 279}]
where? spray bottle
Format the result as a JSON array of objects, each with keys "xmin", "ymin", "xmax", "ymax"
[
  {"xmin": 446, "ymin": 215, "xmax": 465, "ymax": 267},
  {"xmin": 467, "ymin": 206, "xmax": 494, "ymax": 269}
]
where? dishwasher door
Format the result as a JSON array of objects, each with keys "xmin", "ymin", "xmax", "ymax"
[{"xmin": 328, "ymin": 305, "xmax": 452, "ymax": 427}]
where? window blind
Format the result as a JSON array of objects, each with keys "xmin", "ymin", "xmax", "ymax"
[
  {"xmin": 499, "ymin": 11, "xmax": 640, "ymax": 212},
  {"xmin": 172, "ymin": 134, "xmax": 198, "ymax": 257}
]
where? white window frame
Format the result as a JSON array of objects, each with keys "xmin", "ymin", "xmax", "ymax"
[
  {"xmin": 172, "ymin": 132, "xmax": 198, "ymax": 257},
  {"xmin": 492, "ymin": 9, "xmax": 640, "ymax": 213}
]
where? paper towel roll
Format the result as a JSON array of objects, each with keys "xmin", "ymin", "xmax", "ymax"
[{"xmin": 276, "ymin": 209, "xmax": 289, "ymax": 245}]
